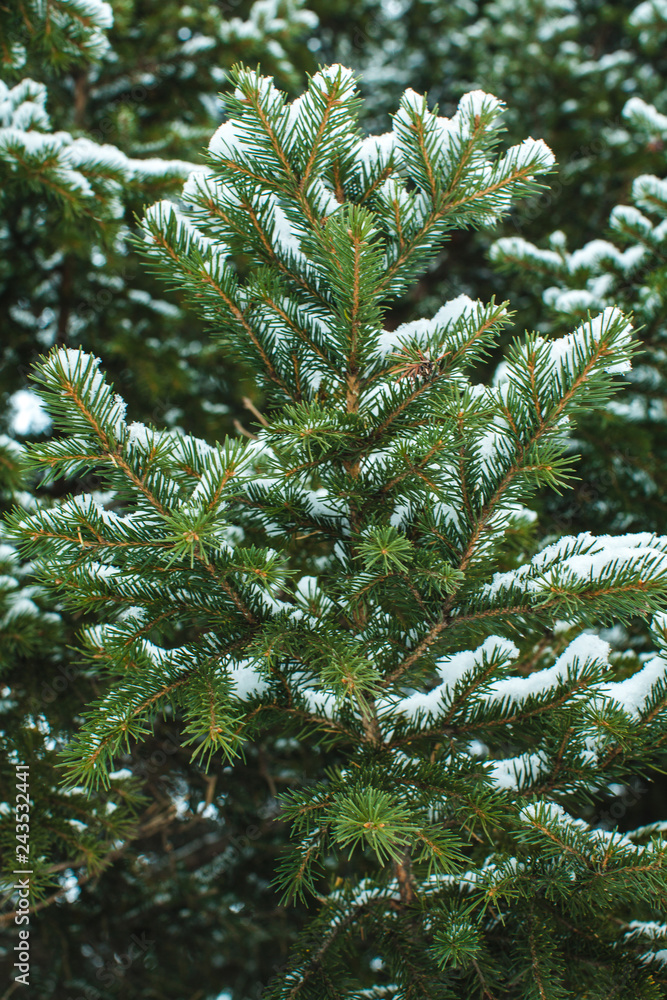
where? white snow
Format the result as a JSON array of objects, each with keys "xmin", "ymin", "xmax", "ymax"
[
  {"xmin": 78, "ymin": 0, "xmax": 114, "ymax": 30},
  {"xmin": 59, "ymin": 870, "xmax": 81, "ymax": 903},
  {"xmin": 143, "ymin": 199, "xmax": 229, "ymax": 266},
  {"xmin": 474, "ymin": 420, "xmax": 511, "ymax": 474},
  {"xmin": 354, "ymin": 132, "xmax": 395, "ymax": 172},
  {"xmin": 458, "ymin": 90, "xmax": 504, "ymax": 120},
  {"xmin": 629, "ymin": 0, "xmax": 667, "ymax": 26},
  {"xmin": 610, "ymin": 204, "xmax": 653, "ymax": 238},
  {"xmin": 310, "ymin": 63, "xmax": 356, "ymax": 92},
  {"xmin": 623, "ymin": 97, "xmax": 667, "ymax": 136},
  {"xmin": 550, "ymin": 307, "xmax": 633, "ymax": 375},
  {"xmin": 484, "ymin": 531, "xmax": 667, "ymax": 602},
  {"xmin": 394, "ymin": 635, "xmax": 519, "ymax": 721},
  {"xmin": 300, "ymin": 686, "xmax": 338, "ymax": 718},
  {"xmin": 627, "ymin": 820, "xmax": 667, "ymax": 840},
  {"xmin": 536, "ymin": 13, "xmax": 578, "ymax": 40},
  {"xmin": 393, "ymin": 88, "xmax": 505, "ymax": 179},
  {"xmin": 2, "ymin": 593, "xmax": 41, "ymax": 620},
  {"xmin": 490, "ymin": 236, "xmax": 563, "ymax": 270},
  {"xmin": 180, "ymin": 34, "xmax": 215, "ymax": 55},
  {"xmin": 9, "ymin": 389, "xmax": 51, "ymax": 435},
  {"xmin": 0, "ymin": 544, "xmax": 18, "ymax": 565},
  {"xmin": 398, "ymin": 88, "xmax": 424, "ymax": 114},
  {"xmin": 652, "ymin": 611, "xmax": 667, "ymax": 637},
  {"xmin": 632, "ymin": 173, "xmax": 667, "ymax": 213},
  {"xmin": 306, "ymin": 178, "xmax": 340, "ymax": 218},
  {"xmin": 543, "ymin": 287, "xmax": 597, "ymax": 313},
  {"xmin": 267, "ymin": 195, "xmax": 304, "ymax": 258},
  {"xmin": 568, "ymin": 240, "xmax": 621, "ymax": 272},
  {"xmin": 208, "ymin": 120, "xmax": 246, "ymax": 159},
  {"xmin": 229, "ymin": 660, "xmax": 269, "ymax": 700},
  {"xmin": 601, "ymin": 655, "xmax": 667, "ymax": 718},
  {"xmin": 375, "ymin": 294, "xmax": 479, "ymax": 357},
  {"xmin": 303, "ymin": 488, "xmax": 346, "ymax": 523},
  {"xmin": 490, "ymin": 751, "xmax": 549, "ymax": 790},
  {"xmin": 181, "ymin": 169, "xmax": 240, "ymax": 208},
  {"xmin": 283, "ymin": 93, "xmax": 307, "ymax": 135},
  {"xmin": 503, "ymin": 136, "xmax": 556, "ymax": 172},
  {"xmin": 625, "ymin": 921, "xmax": 667, "ymax": 941},
  {"xmin": 0, "ymin": 79, "xmax": 49, "ymax": 129},
  {"xmin": 520, "ymin": 800, "xmax": 641, "ymax": 852},
  {"xmin": 42, "ymin": 349, "xmax": 126, "ymax": 436},
  {"xmin": 481, "ymin": 634, "xmax": 610, "ymax": 707}
]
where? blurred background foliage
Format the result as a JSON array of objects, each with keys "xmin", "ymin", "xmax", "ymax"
[{"xmin": 1, "ymin": 1, "xmax": 666, "ymax": 997}]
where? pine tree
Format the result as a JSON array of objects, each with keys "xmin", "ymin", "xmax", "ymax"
[
  {"xmin": 310, "ymin": 0, "xmax": 667, "ymax": 833},
  {"xmin": 0, "ymin": 5, "xmax": 319, "ymax": 994},
  {"xmin": 1, "ymin": 0, "xmax": 319, "ymax": 439},
  {"xmin": 308, "ymin": 0, "xmax": 667, "ymax": 333},
  {"xmin": 9, "ymin": 66, "xmax": 667, "ymax": 998},
  {"xmin": 490, "ymin": 95, "xmax": 667, "ymax": 540},
  {"xmin": 0, "ymin": 1, "xmax": 179, "ymax": 947}
]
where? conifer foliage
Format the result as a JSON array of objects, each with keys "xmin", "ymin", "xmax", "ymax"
[
  {"xmin": 0, "ymin": 0, "xmax": 318, "ymax": 439},
  {"xmin": 490, "ymin": 97, "xmax": 667, "ymax": 538},
  {"xmin": 0, "ymin": 1, "xmax": 319, "ymax": 971},
  {"xmin": 12, "ymin": 67, "xmax": 667, "ymax": 997}
]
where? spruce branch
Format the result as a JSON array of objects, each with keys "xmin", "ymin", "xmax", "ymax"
[{"xmin": 10, "ymin": 63, "xmax": 667, "ymax": 996}]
